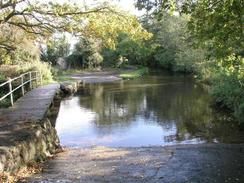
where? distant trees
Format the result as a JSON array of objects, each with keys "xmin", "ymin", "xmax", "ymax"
[
  {"xmin": 67, "ymin": 37, "xmax": 103, "ymax": 69},
  {"xmin": 102, "ymin": 33, "xmax": 153, "ymax": 67},
  {"xmin": 142, "ymin": 13, "xmax": 206, "ymax": 72},
  {"xmin": 41, "ymin": 35, "xmax": 70, "ymax": 65}
]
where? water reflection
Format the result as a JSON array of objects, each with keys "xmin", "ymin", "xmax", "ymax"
[{"xmin": 55, "ymin": 73, "xmax": 244, "ymax": 147}]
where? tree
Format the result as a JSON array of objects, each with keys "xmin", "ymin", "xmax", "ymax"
[
  {"xmin": 0, "ymin": 0, "xmax": 110, "ymax": 37},
  {"xmin": 0, "ymin": 24, "xmax": 40, "ymax": 64},
  {"xmin": 0, "ymin": 0, "xmax": 110, "ymax": 64},
  {"xmin": 141, "ymin": 12, "xmax": 205, "ymax": 72},
  {"xmin": 41, "ymin": 35, "xmax": 70, "ymax": 65},
  {"xmin": 0, "ymin": 0, "xmax": 152, "ymax": 65},
  {"xmin": 136, "ymin": 0, "xmax": 243, "ymax": 59},
  {"xmin": 68, "ymin": 37, "xmax": 103, "ymax": 69},
  {"xmin": 82, "ymin": 8, "xmax": 152, "ymax": 49},
  {"xmin": 102, "ymin": 33, "xmax": 153, "ymax": 67}
]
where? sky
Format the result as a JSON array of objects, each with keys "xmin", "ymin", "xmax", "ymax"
[{"xmin": 112, "ymin": 0, "xmax": 143, "ymax": 16}]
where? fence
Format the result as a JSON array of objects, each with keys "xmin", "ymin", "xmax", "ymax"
[{"xmin": 0, "ymin": 71, "xmax": 42, "ymax": 106}]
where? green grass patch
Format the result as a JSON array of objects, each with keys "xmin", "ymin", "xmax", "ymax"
[
  {"xmin": 54, "ymin": 75, "xmax": 76, "ymax": 83},
  {"xmin": 119, "ymin": 67, "xmax": 149, "ymax": 79}
]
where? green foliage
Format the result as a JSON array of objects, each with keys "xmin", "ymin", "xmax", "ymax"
[
  {"xmin": 174, "ymin": 47, "xmax": 206, "ymax": 73},
  {"xmin": 70, "ymin": 37, "xmax": 103, "ymax": 69},
  {"xmin": 41, "ymin": 35, "xmax": 70, "ymax": 65},
  {"xmin": 0, "ymin": 1, "xmax": 151, "ymax": 68},
  {"xmin": 23, "ymin": 61, "xmax": 53, "ymax": 84},
  {"xmin": 0, "ymin": 25, "xmax": 40, "ymax": 65},
  {"xmin": 0, "ymin": 61, "xmax": 53, "ymax": 84},
  {"xmin": 143, "ymin": 13, "xmax": 204, "ymax": 72},
  {"xmin": 83, "ymin": 8, "xmax": 152, "ymax": 49},
  {"xmin": 65, "ymin": 54, "xmax": 83, "ymax": 69},
  {"xmin": 210, "ymin": 71, "xmax": 244, "ymax": 124},
  {"xmin": 102, "ymin": 33, "xmax": 153, "ymax": 68},
  {"xmin": 209, "ymin": 55, "xmax": 244, "ymax": 123},
  {"xmin": 187, "ymin": 0, "xmax": 243, "ymax": 59}
]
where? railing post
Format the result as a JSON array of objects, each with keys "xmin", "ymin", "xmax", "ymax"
[
  {"xmin": 29, "ymin": 72, "xmax": 32, "ymax": 89},
  {"xmin": 21, "ymin": 75, "xmax": 25, "ymax": 96},
  {"xmin": 39, "ymin": 72, "xmax": 42, "ymax": 85},
  {"xmin": 35, "ymin": 72, "xmax": 38, "ymax": 88},
  {"xmin": 8, "ymin": 78, "xmax": 14, "ymax": 106}
]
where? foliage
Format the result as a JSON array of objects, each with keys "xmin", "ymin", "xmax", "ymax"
[
  {"xmin": 0, "ymin": 73, "xmax": 5, "ymax": 82},
  {"xmin": 82, "ymin": 9, "xmax": 152, "ymax": 49},
  {"xmin": 0, "ymin": 0, "xmax": 111, "ymax": 40},
  {"xmin": 41, "ymin": 35, "xmax": 70, "ymax": 65},
  {"xmin": 119, "ymin": 66, "xmax": 149, "ymax": 79},
  {"xmin": 69, "ymin": 37, "xmax": 103, "ymax": 69},
  {"xmin": 186, "ymin": 0, "xmax": 243, "ymax": 60},
  {"xmin": 0, "ymin": 61, "xmax": 53, "ymax": 84},
  {"xmin": 102, "ymin": 33, "xmax": 153, "ymax": 68},
  {"xmin": 211, "ymin": 71, "xmax": 244, "ymax": 123},
  {"xmin": 0, "ymin": 25, "xmax": 40, "ymax": 64},
  {"xmin": 136, "ymin": 0, "xmax": 243, "ymax": 61},
  {"xmin": 22, "ymin": 61, "xmax": 53, "ymax": 84},
  {"xmin": 210, "ymin": 56, "xmax": 244, "ymax": 123},
  {"xmin": 0, "ymin": 0, "xmax": 151, "ymax": 60},
  {"xmin": 142, "ymin": 13, "xmax": 205, "ymax": 72}
]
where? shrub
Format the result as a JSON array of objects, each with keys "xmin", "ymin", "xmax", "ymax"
[
  {"xmin": 210, "ymin": 71, "xmax": 244, "ymax": 124},
  {"xmin": 0, "ymin": 61, "xmax": 53, "ymax": 84},
  {"xmin": 21, "ymin": 61, "xmax": 53, "ymax": 84}
]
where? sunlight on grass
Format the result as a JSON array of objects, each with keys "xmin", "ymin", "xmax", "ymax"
[{"xmin": 119, "ymin": 67, "xmax": 149, "ymax": 79}]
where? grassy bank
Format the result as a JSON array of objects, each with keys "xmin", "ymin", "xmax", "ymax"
[{"xmin": 119, "ymin": 67, "xmax": 149, "ymax": 79}]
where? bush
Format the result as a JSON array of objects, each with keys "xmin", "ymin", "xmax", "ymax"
[
  {"xmin": 0, "ymin": 72, "xmax": 6, "ymax": 82},
  {"xmin": 0, "ymin": 61, "xmax": 53, "ymax": 84},
  {"xmin": 210, "ymin": 71, "xmax": 244, "ymax": 124},
  {"xmin": 0, "ymin": 65, "xmax": 24, "ymax": 78},
  {"xmin": 21, "ymin": 61, "xmax": 53, "ymax": 84}
]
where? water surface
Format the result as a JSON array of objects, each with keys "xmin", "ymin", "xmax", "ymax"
[{"xmin": 55, "ymin": 72, "xmax": 244, "ymax": 147}]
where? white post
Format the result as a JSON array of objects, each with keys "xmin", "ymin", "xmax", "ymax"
[
  {"xmin": 21, "ymin": 75, "xmax": 25, "ymax": 96},
  {"xmin": 29, "ymin": 72, "xmax": 32, "ymax": 89},
  {"xmin": 8, "ymin": 79, "xmax": 13, "ymax": 106},
  {"xmin": 40, "ymin": 72, "xmax": 43, "ymax": 85}
]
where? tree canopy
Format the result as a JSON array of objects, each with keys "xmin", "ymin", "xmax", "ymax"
[{"xmin": 0, "ymin": 0, "xmax": 151, "ymax": 64}]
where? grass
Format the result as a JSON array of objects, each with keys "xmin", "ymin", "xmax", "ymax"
[
  {"xmin": 52, "ymin": 69, "xmax": 80, "ymax": 83},
  {"xmin": 53, "ymin": 74, "xmax": 76, "ymax": 83},
  {"xmin": 119, "ymin": 66, "xmax": 149, "ymax": 79}
]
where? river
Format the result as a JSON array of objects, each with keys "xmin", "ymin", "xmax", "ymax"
[{"xmin": 55, "ymin": 71, "xmax": 244, "ymax": 147}]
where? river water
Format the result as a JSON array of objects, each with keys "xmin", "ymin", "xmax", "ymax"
[{"xmin": 55, "ymin": 72, "xmax": 244, "ymax": 147}]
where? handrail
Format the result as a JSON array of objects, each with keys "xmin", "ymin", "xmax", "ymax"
[{"xmin": 0, "ymin": 71, "xmax": 42, "ymax": 106}]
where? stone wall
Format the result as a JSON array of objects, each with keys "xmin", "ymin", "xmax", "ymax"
[
  {"xmin": 0, "ymin": 118, "xmax": 60, "ymax": 172},
  {"xmin": 0, "ymin": 81, "xmax": 80, "ymax": 174}
]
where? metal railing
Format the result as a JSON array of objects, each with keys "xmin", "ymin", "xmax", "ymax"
[{"xmin": 0, "ymin": 71, "xmax": 42, "ymax": 106}]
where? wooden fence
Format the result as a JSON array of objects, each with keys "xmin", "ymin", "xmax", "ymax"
[{"xmin": 0, "ymin": 71, "xmax": 42, "ymax": 106}]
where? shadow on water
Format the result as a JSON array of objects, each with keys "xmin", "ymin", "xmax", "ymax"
[{"xmin": 55, "ymin": 71, "xmax": 244, "ymax": 147}]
